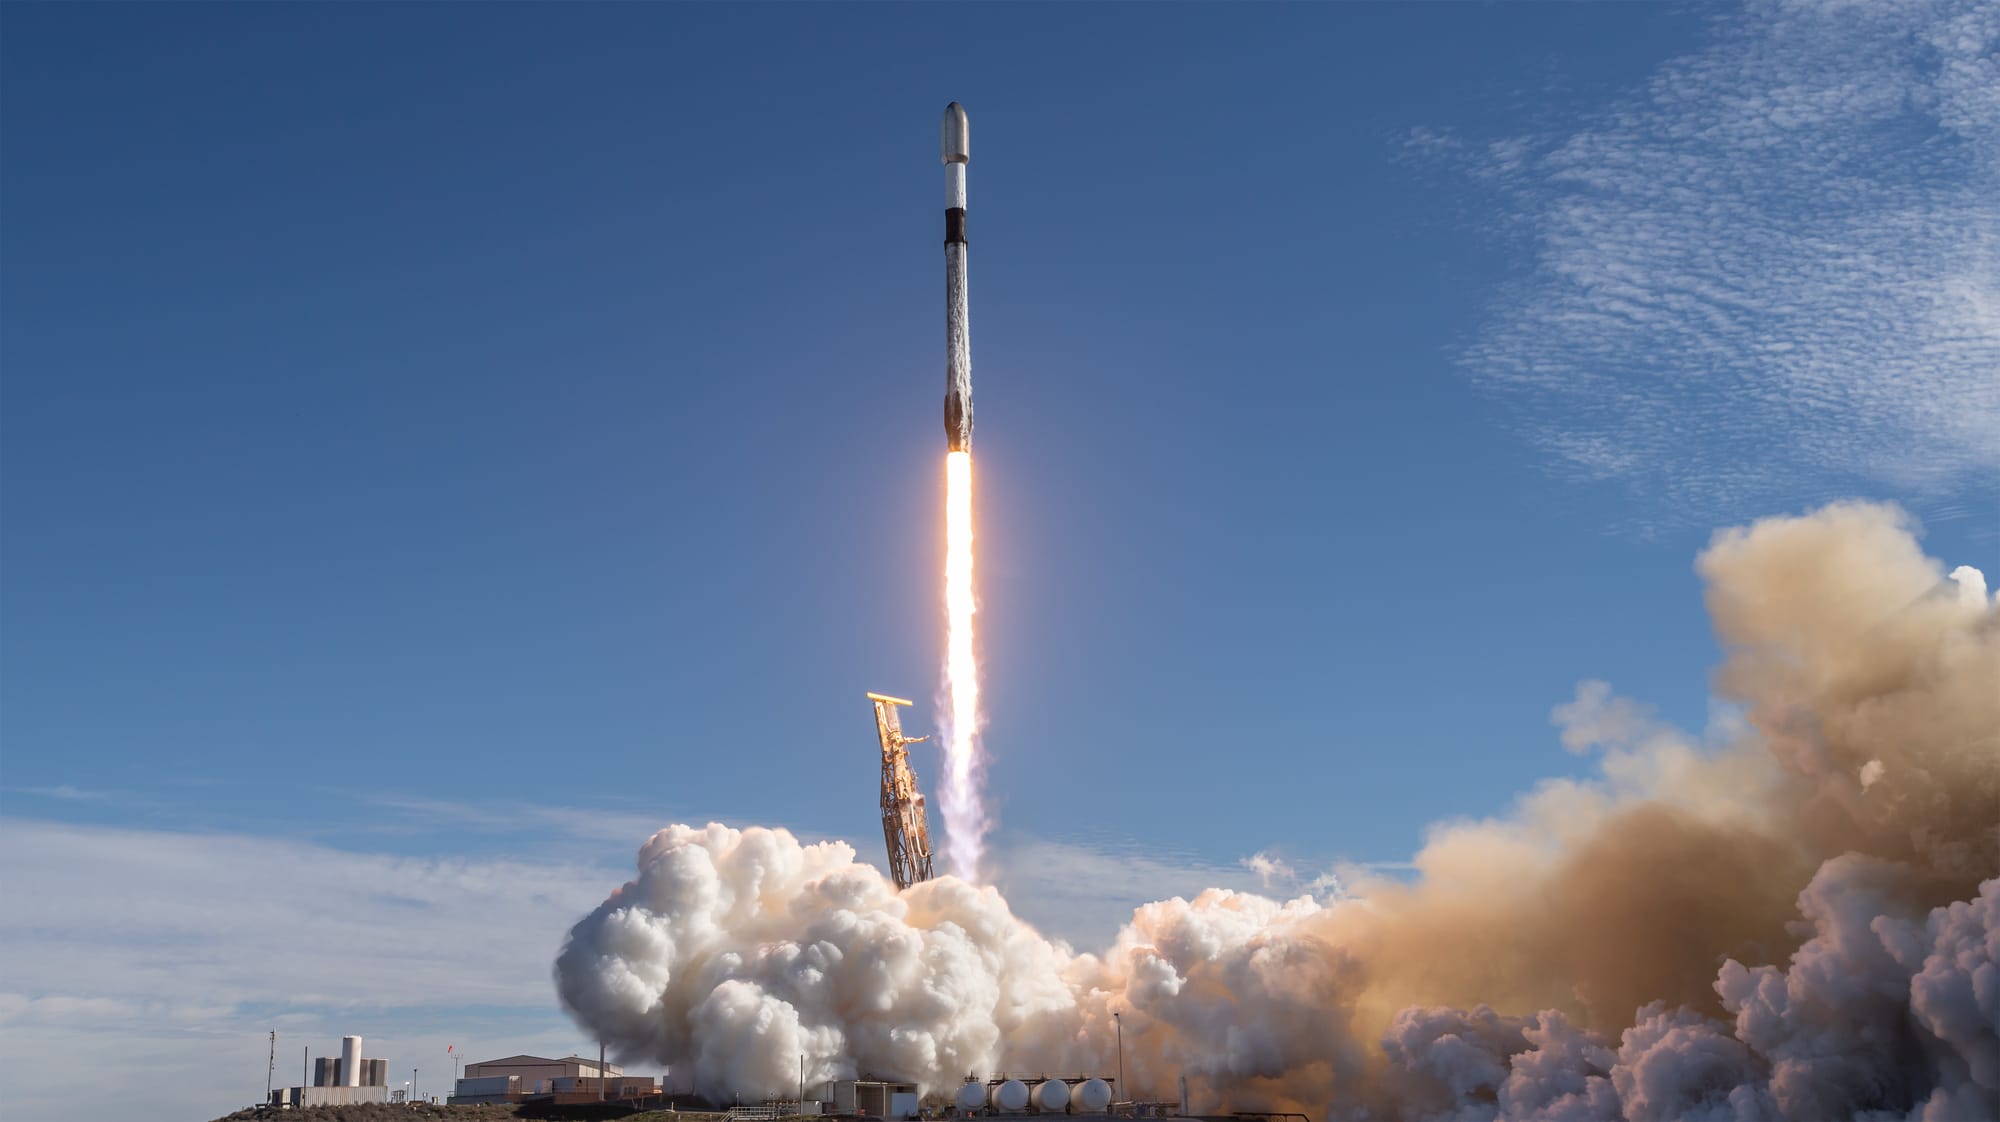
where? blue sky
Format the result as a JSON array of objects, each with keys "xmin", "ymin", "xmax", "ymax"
[{"xmin": 3, "ymin": 3, "xmax": 1995, "ymax": 1120}]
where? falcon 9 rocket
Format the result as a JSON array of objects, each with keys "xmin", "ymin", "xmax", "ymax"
[{"xmin": 942, "ymin": 102, "xmax": 972, "ymax": 452}]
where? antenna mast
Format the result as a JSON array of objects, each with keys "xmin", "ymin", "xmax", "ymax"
[{"xmin": 868, "ymin": 693, "xmax": 935, "ymax": 889}]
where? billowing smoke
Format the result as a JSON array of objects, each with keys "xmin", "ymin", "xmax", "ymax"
[{"xmin": 555, "ymin": 503, "xmax": 1998, "ymax": 1120}]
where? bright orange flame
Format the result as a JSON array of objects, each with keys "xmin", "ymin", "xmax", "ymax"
[{"xmin": 941, "ymin": 450, "xmax": 986, "ymax": 880}]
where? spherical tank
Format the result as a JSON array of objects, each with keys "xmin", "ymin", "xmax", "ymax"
[
  {"xmin": 956, "ymin": 1083, "xmax": 988, "ymax": 1112},
  {"xmin": 989, "ymin": 1080, "xmax": 1029, "ymax": 1112},
  {"xmin": 1030, "ymin": 1081, "xmax": 1070, "ymax": 1112},
  {"xmin": 1070, "ymin": 1079, "xmax": 1113, "ymax": 1113}
]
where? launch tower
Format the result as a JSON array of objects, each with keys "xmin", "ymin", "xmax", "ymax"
[{"xmin": 868, "ymin": 692, "xmax": 935, "ymax": 890}]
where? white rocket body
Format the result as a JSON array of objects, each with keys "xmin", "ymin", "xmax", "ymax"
[{"xmin": 942, "ymin": 102, "xmax": 972, "ymax": 452}]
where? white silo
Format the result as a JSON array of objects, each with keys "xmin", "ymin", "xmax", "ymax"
[
  {"xmin": 341, "ymin": 1036, "xmax": 362, "ymax": 1087},
  {"xmin": 1070, "ymin": 1079, "xmax": 1113, "ymax": 1113},
  {"xmin": 1030, "ymin": 1081, "xmax": 1069, "ymax": 1112},
  {"xmin": 988, "ymin": 1079, "xmax": 1028, "ymax": 1112},
  {"xmin": 956, "ymin": 1083, "xmax": 988, "ymax": 1112}
]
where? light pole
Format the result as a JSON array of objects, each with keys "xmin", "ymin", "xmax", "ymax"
[
  {"xmin": 1113, "ymin": 1012, "xmax": 1125, "ymax": 1109},
  {"xmin": 798, "ymin": 1054, "xmax": 805, "ymax": 1113},
  {"xmin": 412, "ymin": 1068, "xmax": 419, "ymax": 1105}
]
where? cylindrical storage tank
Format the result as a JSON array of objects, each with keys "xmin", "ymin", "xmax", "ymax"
[
  {"xmin": 1070, "ymin": 1079, "xmax": 1112, "ymax": 1113},
  {"xmin": 989, "ymin": 1080, "xmax": 1028, "ymax": 1112},
  {"xmin": 1030, "ymin": 1081, "xmax": 1069, "ymax": 1112},
  {"xmin": 956, "ymin": 1083, "xmax": 988, "ymax": 1112},
  {"xmin": 341, "ymin": 1036, "xmax": 362, "ymax": 1087}
]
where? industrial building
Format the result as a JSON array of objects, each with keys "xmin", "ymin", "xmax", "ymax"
[
  {"xmin": 819, "ymin": 1079, "xmax": 921, "ymax": 1118},
  {"xmin": 269, "ymin": 1034, "xmax": 391, "ymax": 1108},
  {"xmin": 464, "ymin": 1052, "xmax": 622, "ymax": 1089},
  {"xmin": 451, "ymin": 1053, "xmax": 660, "ymax": 1104}
]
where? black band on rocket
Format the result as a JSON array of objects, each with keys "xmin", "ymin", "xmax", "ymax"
[{"xmin": 945, "ymin": 209, "xmax": 966, "ymax": 245}]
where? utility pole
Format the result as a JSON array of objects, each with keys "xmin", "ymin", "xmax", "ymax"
[
  {"xmin": 798, "ymin": 1054, "xmax": 805, "ymax": 1112},
  {"xmin": 267, "ymin": 1030, "xmax": 276, "ymax": 1104},
  {"xmin": 1113, "ymin": 1012, "xmax": 1125, "ymax": 1110},
  {"xmin": 413, "ymin": 1067, "xmax": 418, "ymax": 1105},
  {"xmin": 599, "ymin": 1041, "xmax": 607, "ymax": 1103}
]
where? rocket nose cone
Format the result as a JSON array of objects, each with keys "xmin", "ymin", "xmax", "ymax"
[{"xmin": 941, "ymin": 102, "xmax": 970, "ymax": 164}]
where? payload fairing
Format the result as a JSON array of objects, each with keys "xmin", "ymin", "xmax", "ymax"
[{"xmin": 942, "ymin": 102, "xmax": 973, "ymax": 452}]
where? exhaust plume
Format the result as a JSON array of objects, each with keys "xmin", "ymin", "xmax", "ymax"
[
  {"xmin": 940, "ymin": 449, "xmax": 988, "ymax": 881},
  {"xmin": 556, "ymin": 502, "xmax": 1998, "ymax": 1119}
]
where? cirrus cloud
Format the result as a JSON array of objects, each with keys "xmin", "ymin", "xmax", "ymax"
[{"xmin": 1430, "ymin": 0, "xmax": 2000, "ymax": 530}]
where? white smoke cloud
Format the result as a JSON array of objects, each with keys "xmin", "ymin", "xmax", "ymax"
[
  {"xmin": 1859, "ymin": 758, "xmax": 1886, "ymax": 791},
  {"xmin": 1550, "ymin": 680, "xmax": 1655, "ymax": 756},
  {"xmin": 1950, "ymin": 564, "xmax": 1993, "ymax": 610},
  {"xmin": 556, "ymin": 503, "xmax": 1999, "ymax": 1119},
  {"xmin": 1240, "ymin": 851, "xmax": 1294, "ymax": 888}
]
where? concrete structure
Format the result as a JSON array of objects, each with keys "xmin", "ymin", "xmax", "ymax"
[
  {"xmin": 299, "ymin": 1086, "xmax": 390, "ymax": 1107},
  {"xmin": 463, "ymin": 1053, "xmax": 622, "ymax": 1095},
  {"xmin": 272, "ymin": 1083, "xmax": 391, "ymax": 1107},
  {"xmin": 274, "ymin": 1033, "xmax": 388, "ymax": 1108},
  {"xmin": 312, "ymin": 1054, "xmax": 387, "ymax": 1087}
]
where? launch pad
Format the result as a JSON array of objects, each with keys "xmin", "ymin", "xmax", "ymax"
[{"xmin": 869, "ymin": 692, "xmax": 935, "ymax": 890}]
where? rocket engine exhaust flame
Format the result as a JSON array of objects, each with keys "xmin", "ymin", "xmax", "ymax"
[
  {"xmin": 937, "ymin": 103, "xmax": 986, "ymax": 880},
  {"xmin": 556, "ymin": 502, "xmax": 1999, "ymax": 1121},
  {"xmin": 940, "ymin": 449, "xmax": 987, "ymax": 881}
]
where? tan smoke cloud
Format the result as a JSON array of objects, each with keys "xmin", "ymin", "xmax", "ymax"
[{"xmin": 555, "ymin": 502, "xmax": 1999, "ymax": 1120}]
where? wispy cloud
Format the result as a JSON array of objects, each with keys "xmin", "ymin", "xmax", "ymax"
[
  {"xmin": 1424, "ymin": 0, "xmax": 2000, "ymax": 529},
  {"xmin": 988, "ymin": 834, "xmax": 1422, "ymax": 948},
  {"xmin": 0, "ymin": 818, "xmax": 613, "ymax": 1012},
  {"xmin": 987, "ymin": 836, "xmax": 1270, "ymax": 947},
  {"xmin": 0, "ymin": 817, "xmax": 622, "ymax": 1121},
  {"xmin": 1240, "ymin": 849, "xmax": 1297, "ymax": 888},
  {"xmin": 3, "ymin": 784, "xmax": 109, "ymax": 802},
  {"xmin": 1238, "ymin": 847, "xmax": 1414, "ymax": 903},
  {"xmin": 361, "ymin": 792, "xmax": 682, "ymax": 848}
]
